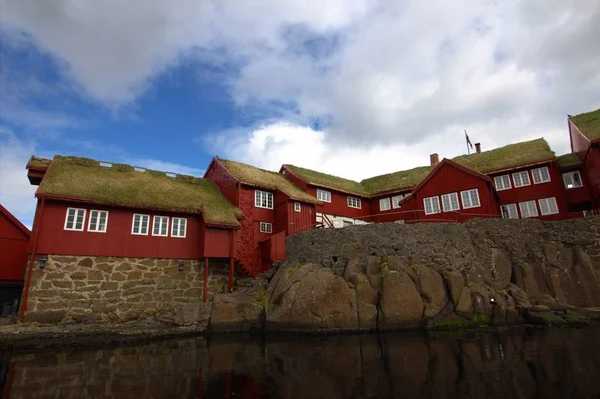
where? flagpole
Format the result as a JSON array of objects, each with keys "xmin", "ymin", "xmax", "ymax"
[{"xmin": 465, "ymin": 130, "xmax": 470, "ymax": 155}]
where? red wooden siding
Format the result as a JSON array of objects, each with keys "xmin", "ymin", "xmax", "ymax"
[
  {"xmin": 584, "ymin": 147, "xmax": 600, "ymax": 209},
  {"xmin": 305, "ymin": 185, "xmax": 373, "ymax": 221},
  {"xmin": 371, "ymin": 190, "xmax": 413, "ymax": 223},
  {"xmin": 35, "ymin": 200, "xmax": 206, "ymax": 259},
  {"xmin": 259, "ymin": 231, "xmax": 286, "ymax": 270},
  {"xmin": 205, "ymin": 160, "xmax": 240, "ymax": 206},
  {"xmin": 287, "ymin": 201, "xmax": 316, "ymax": 234},
  {"xmin": 569, "ymin": 120, "xmax": 592, "ymax": 155},
  {"xmin": 0, "ymin": 206, "xmax": 30, "ymax": 281},
  {"xmin": 204, "ymin": 227, "xmax": 233, "ymax": 258}
]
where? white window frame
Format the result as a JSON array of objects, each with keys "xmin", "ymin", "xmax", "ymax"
[
  {"xmin": 255, "ymin": 190, "xmax": 274, "ymax": 209},
  {"xmin": 512, "ymin": 171, "xmax": 531, "ymax": 187},
  {"xmin": 87, "ymin": 210, "xmax": 109, "ymax": 233},
  {"xmin": 152, "ymin": 216, "xmax": 169, "ymax": 237},
  {"xmin": 500, "ymin": 204, "xmax": 518, "ymax": 219},
  {"xmin": 131, "ymin": 214, "xmax": 150, "ymax": 235},
  {"xmin": 379, "ymin": 198, "xmax": 391, "ymax": 211},
  {"xmin": 519, "ymin": 200, "xmax": 538, "ymax": 218},
  {"xmin": 391, "ymin": 194, "xmax": 405, "ymax": 209},
  {"xmin": 494, "ymin": 175, "xmax": 512, "ymax": 191},
  {"xmin": 423, "ymin": 196, "xmax": 441, "ymax": 215},
  {"xmin": 538, "ymin": 197, "xmax": 559, "ymax": 216},
  {"xmin": 294, "ymin": 202, "xmax": 301, "ymax": 212},
  {"xmin": 531, "ymin": 167, "xmax": 551, "ymax": 184},
  {"xmin": 171, "ymin": 217, "xmax": 187, "ymax": 238},
  {"xmin": 460, "ymin": 189, "xmax": 481, "ymax": 209},
  {"xmin": 562, "ymin": 171, "xmax": 583, "ymax": 189},
  {"xmin": 441, "ymin": 192, "xmax": 460, "ymax": 212},
  {"xmin": 64, "ymin": 208, "xmax": 87, "ymax": 231},
  {"xmin": 347, "ymin": 196, "xmax": 361, "ymax": 209},
  {"xmin": 259, "ymin": 222, "xmax": 272, "ymax": 234},
  {"xmin": 316, "ymin": 189, "xmax": 331, "ymax": 203}
]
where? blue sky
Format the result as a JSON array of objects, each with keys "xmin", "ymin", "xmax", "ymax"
[{"xmin": 1, "ymin": 0, "xmax": 600, "ymax": 227}]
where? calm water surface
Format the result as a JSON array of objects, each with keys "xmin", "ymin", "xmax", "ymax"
[{"xmin": 1, "ymin": 327, "xmax": 600, "ymax": 398}]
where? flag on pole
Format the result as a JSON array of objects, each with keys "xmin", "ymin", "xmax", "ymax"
[{"xmin": 465, "ymin": 130, "xmax": 473, "ymax": 154}]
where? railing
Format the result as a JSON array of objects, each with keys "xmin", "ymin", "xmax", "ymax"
[{"xmin": 316, "ymin": 213, "xmax": 334, "ymax": 228}]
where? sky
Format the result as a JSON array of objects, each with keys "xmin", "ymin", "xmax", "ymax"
[{"xmin": 1, "ymin": 0, "xmax": 600, "ymax": 228}]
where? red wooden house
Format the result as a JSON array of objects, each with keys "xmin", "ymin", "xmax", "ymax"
[
  {"xmin": 0, "ymin": 204, "xmax": 30, "ymax": 317},
  {"xmin": 204, "ymin": 158, "xmax": 321, "ymax": 276}
]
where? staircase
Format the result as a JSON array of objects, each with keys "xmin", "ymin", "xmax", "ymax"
[{"xmin": 316, "ymin": 213, "xmax": 334, "ymax": 229}]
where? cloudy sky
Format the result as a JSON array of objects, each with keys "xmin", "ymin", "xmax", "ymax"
[{"xmin": 1, "ymin": 0, "xmax": 599, "ymax": 227}]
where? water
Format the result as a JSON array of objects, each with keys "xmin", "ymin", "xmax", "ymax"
[{"xmin": 1, "ymin": 327, "xmax": 600, "ymax": 398}]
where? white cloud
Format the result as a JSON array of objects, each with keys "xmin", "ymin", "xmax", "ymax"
[{"xmin": 125, "ymin": 158, "xmax": 204, "ymax": 177}]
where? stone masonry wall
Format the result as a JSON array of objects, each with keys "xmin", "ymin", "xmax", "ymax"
[{"xmin": 23, "ymin": 256, "xmax": 230, "ymax": 325}]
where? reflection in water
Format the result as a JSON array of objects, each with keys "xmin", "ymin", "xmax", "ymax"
[{"xmin": 1, "ymin": 327, "xmax": 600, "ymax": 398}]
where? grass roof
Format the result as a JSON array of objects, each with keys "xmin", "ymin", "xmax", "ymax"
[
  {"xmin": 452, "ymin": 138, "xmax": 554, "ymax": 174},
  {"xmin": 218, "ymin": 159, "xmax": 320, "ymax": 203},
  {"xmin": 360, "ymin": 165, "xmax": 434, "ymax": 195},
  {"xmin": 38, "ymin": 156, "xmax": 242, "ymax": 226},
  {"xmin": 556, "ymin": 153, "xmax": 582, "ymax": 170},
  {"xmin": 27, "ymin": 157, "xmax": 52, "ymax": 169},
  {"xmin": 285, "ymin": 164, "xmax": 368, "ymax": 196},
  {"xmin": 570, "ymin": 108, "xmax": 600, "ymax": 141}
]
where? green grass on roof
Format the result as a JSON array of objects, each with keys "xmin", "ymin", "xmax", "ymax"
[
  {"xmin": 39, "ymin": 156, "xmax": 242, "ymax": 226},
  {"xmin": 556, "ymin": 153, "xmax": 582, "ymax": 169},
  {"xmin": 452, "ymin": 138, "xmax": 554, "ymax": 174},
  {"xmin": 285, "ymin": 164, "xmax": 368, "ymax": 196},
  {"xmin": 571, "ymin": 108, "xmax": 600, "ymax": 141},
  {"xmin": 360, "ymin": 165, "xmax": 434, "ymax": 195},
  {"xmin": 28, "ymin": 157, "xmax": 52, "ymax": 168},
  {"xmin": 218, "ymin": 159, "xmax": 320, "ymax": 203}
]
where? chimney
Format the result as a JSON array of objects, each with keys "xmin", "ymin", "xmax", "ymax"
[
  {"xmin": 429, "ymin": 153, "xmax": 439, "ymax": 166},
  {"xmin": 475, "ymin": 143, "xmax": 481, "ymax": 154}
]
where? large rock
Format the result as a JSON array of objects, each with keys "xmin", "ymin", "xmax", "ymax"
[
  {"xmin": 378, "ymin": 270, "xmax": 423, "ymax": 329},
  {"xmin": 492, "ymin": 249, "xmax": 512, "ymax": 289},
  {"xmin": 418, "ymin": 266, "xmax": 448, "ymax": 318},
  {"xmin": 442, "ymin": 272, "xmax": 464, "ymax": 306},
  {"xmin": 455, "ymin": 288, "xmax": 473, "ymax": 320},
  {"xmin": 209, "ymin": 292, "xmax": 264, "ymax": 331}
]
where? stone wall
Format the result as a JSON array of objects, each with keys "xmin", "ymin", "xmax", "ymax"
[{"xmin": 22, "ymin": 256, "xmax": 230, "ymax": 325}]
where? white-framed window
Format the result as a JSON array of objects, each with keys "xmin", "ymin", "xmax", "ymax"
[
  {"xmin": 88, "ymin": 210, "xmax": 108, "ymax": 232},
  {"xmin": 441, "ymin": 193, "xmax": 460, "ymax": 212},
  {"xmin": 259, "ymin": 222, "xmax": 272, "ymax": 233},
  {"xmin": 64, "ymin": 208, "xmax": 86, "ymax": 231},
  {"xmin": 379, "ymin": 198, "xmax": 391, "ymax": 211},
  {"xmin": 347, "ymin": 196, "xmax": 361, "ymax": 209},
  {"xmin": 461, "ymin": 189, "xmax": 480, "ymax": 209},
  {"xmin": 494, "ymin": 175, "xmax": 512, "ymax": 191},
  {"xmin": 423, "ymin": 196, "xmax": 441, "ymax": 215},
  {"xmin": 132, "ymin": 214, "xmax": 150, "ymax": 235},
  {"xmin": 392, "ymin": 194, "xmax": 405, "ymax": 208},
  {"xmin": 317, "ymin": 189, "xmax": 331, "ymax": 202},
  {"xmin": 500, "ymin": 204, "xmax": 518, "ymax": 219},
  {"xmin": 294, "ymin": 202, "xmax": 301, "ymax": 212},
  {"xmin": 255, "ymin": 190, "xmax": 274, "ymax": 209},
  {"xmin": 531, "ymin": 167, "xmax": 551, "ymax": 184},
  {"xmin": 562, "ymin": 171, "xmax": 583, "ymax": 189},
  {"xmin": 152, "ymin": 216, "xmax": 169, "ymax": 236},
  {"xmin": 538, "ymin": 197, "xmax": 559, "ymax": 216},
  {"xmin": 171, "ymin": 217, "xmax": 187, "ymax": 238},
  {"xmin": 519, "ymin": 200, "xmax": 538, "ymax": 218},
  {"xmin": 512, "ymin": 171, "xmax": 531, "ymax": 187}
]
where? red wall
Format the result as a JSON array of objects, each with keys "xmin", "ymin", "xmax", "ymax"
[
  {"xmin": 305, "ymin": 185, "xmax": 373, "ymax": 221},
  {"xmin": 570, "ymin": 120, "xmax": 592, "ymax": 155},
  {"xmin": 35, "ymin": 200, "xmax": 206, "ymax": 259},
  {"xmin": 584, "ymin": 146, "xmax": 600, "ymax": 209},
  {"xmin": 563, "ymin": 166, "xmax": 594, "ymax": 209},
  {"xmin": 204, "ymin": 227, "xmax": 233, "ymax": 258},
  {"xmin": 371, "ymin": 190, "xmax": 413, "ymax": 223},
  {"xmin": 0, "ymin": 209, "xmax": 30, "ymax": 281},
  {"xmin": 205, "ymin": 161, "xmax": 239, "ymax": 206}
]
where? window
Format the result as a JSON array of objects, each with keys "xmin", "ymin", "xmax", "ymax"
[
  {"xmin": 379, "ymin": 198, "xmax": 391, "ymax": 211},
  {"xmin": 562, "ymin": 171, "xmax": 583, "ymax": 189},
  {"xmin": 64, "ymin": 208, "xmax": 86, "ymax": 231},
  {"xmin": 531, "ymin": 167, "xmax": 551, "ymax": 184},
  {"xmin": 317, "ymin": 189, "xmax": 331, "ymax": 202},
  {"xmin": 392, "ymin": 194, "xmax": 405, "ymax": 208},
  {"xmin": 519, "ymin": 200, "xmax": 538, "ymax": 218},
  {"xmin": 347, "ymin": 196, "xmax": 361, "ymax": 209},
  {"xmin": 88, "ymin": 210, "xmax": 108, "ymax": 232},
  {"xmin": 423, "ymin": 196, "xmax": 441, "ymax": 215},
  {"xmin": 461, "ymin": 189, "xmax": 480, "ymax": 209},
  {"xmin": 441, "ymin": 193, "xmax": 460, "ymax": 212},
  {"xmin": 494, "ymin": 175, "xmax": 512, "ymax": 191},
  {"xmin": 512, "ymin": 171, "xmax": 531, "ymax": 187},
  {"xmin": 259, "ymin": 222, "xmax": 272, "ymax": 233},
  {"xmin": 294, "ymin": 202, "xmax": 301, "ymax": 212},
  {"xmin": 500, "ymin": 204, "xmax": 518, "ymax": 219},
  {"xmin": 132, "ymin": 214, "xmax": 150, "ymax": 235},
  {"xmin": 538, "ymin": 197, "xmax": 559, "ymax": 216},
  {"xmin": 171, "ymin": 217, "xmax": 187, "ymax": 238},
  {"xmin": 152, "ymin": 216, "xmax": 169, "ymax": 236},
  {"xmin": 255, "ymin": 190, "xmax": 274, "ymax": 209}
]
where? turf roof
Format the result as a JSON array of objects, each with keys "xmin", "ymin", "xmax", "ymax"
[
  {"xmin": 285, "ymin": 164, "xmax": 369, "ymax": 196},
  {"xmin": 570, "ymin": 108, "xmax": 600, "ymax": 141},
  {"xmin": 27, "ymin": 157, "xmax": 52, "ymax": 169},
  {"xmin": 38, "ymin": 156, "xmax": 242, "ymax": 226},
  {"xmin": 218, "ymin": 159, "xmax": 321, "ymax": 204},
  {"xmin": 360, "ymin": 165, "xmax": 434, "ymax": 195},
  {"xmin": 556, "ymin": 153, "xmax": 582, "ymax": 170}
]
